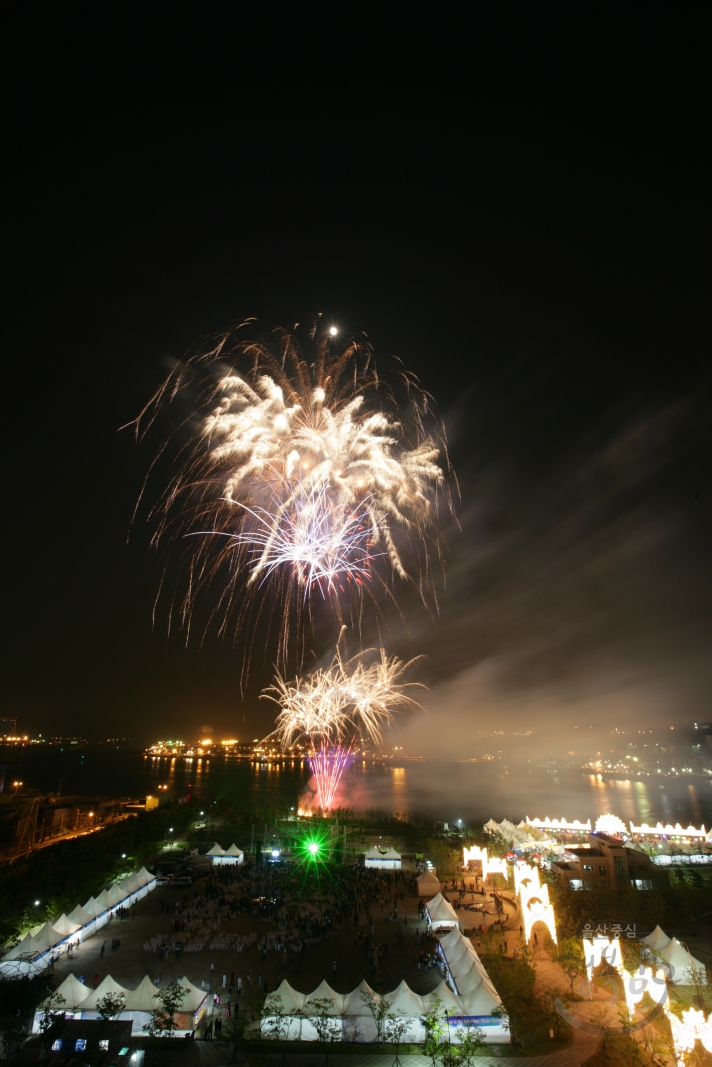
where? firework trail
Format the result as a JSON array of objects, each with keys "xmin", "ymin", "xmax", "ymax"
[
  {"xmin": 130, "ymin": 315, "xmax": 453, "ymax": 672},
  {"xmin": 261, "ymin": 644, "xmax": 423, "ymax": 811}
]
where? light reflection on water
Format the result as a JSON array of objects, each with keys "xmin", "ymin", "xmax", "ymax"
[{"xmin": 4, "ymin": 749, "xmax": 712, "ymax": 826}]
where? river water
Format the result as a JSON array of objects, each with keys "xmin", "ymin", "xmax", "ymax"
[{"xmin": 2, "ymin": 748, "xmax": 711, "ymax": 828}]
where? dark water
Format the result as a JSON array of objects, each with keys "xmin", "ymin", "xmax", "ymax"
[{"xmin": 2, "ymin": 747, "xmax": 711, "ymax": 829}]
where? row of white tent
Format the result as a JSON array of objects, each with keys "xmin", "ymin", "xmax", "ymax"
[
  {"xmin": 435, "ymin": 926, "xmax": 508, "ymax": 1039},
  {"xmin": 33, "ymin": 973, "xmax": 208, "ymax": 1035},
  {"xmin": 643, "ymin": 925, "xmax": 707, "ymax": 985},
  {"xmin": 205, "ymin": 842, "xmax": 244, "ymax": 864},
  {"xmin": 364, "ymin": 846, "xmax": 402, "ymax": 869},
  {"xmin": 262, "ymin": 973, "xmax": 509, "ymax": 1045},
  {"xmin": 0, "ymin": 867, "xmax": 156, "ymax": 977}
]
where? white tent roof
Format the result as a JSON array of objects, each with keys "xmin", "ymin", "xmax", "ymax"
[
  {"xmin": 124, "ymin": 975, "xmax": 160, "ymax": 1012},
  {"xmin": 386, "ymin": 979, "xmax": 424, "ymax": 1016},
  {"xmin": 106, "ymin": 884, "xmax": 126, "ymax": 906},
  {"xmin": 177, "ymin": 975, "xmax": 208, "ymax": 1012},
  {"xmin": 382, "ymin": 847, "xmax": 401, "ymax": 859},
  {"xmin": 136, "ymin": 867, "xmax": 154, "ymax": 885},
  {"xmin": 1, "ymin": 933, "xmax": 45, "ymax": 961},
  {"xmin": 119, "ymin": 870, "xmax": 140, "ymax": 896},
  {"xmin": 460, "ymin": 983, "xmax": 502, "ymax": 1015},
  {"xmin": 33, "ymin": 922, "xmax": 66, "ymax": 950},
  {"xmin": 643, "ymin": 925, "xmax": 671, "ymax": 952},
  {"xmin": 427, "ymin": 895, "xmax": 460, "ymax": 925},
  {"xmin": 51, "ymin": 914, "xmax": 81, "ymax": 938},
  {"xmin": 44, "ymin": 974, "xmax": 91, "ymax": 1011},
  {"xmin": 423, "ymin": 980, "xmax": 461, "ymax": 1013},
  {"xmin": 93, "ymin": 890, "xmax": 113, "ymax": 913},
  {"xmin": 225, "ymin": 843, "xmax": 244, "ymax": 856},
  {"xmin": 659, "ymin": 937, "xmax": 704, "ymax": 972},
  {"xmin": 82, "ymin": 896, "xmax": 101, "ymax": 918},
  {"xmin": 267, "ymin": 980, "xmax": 307, "ymax": 1014},
  {"xmin": 440, "ymin": 925, "xmax": 464, "ymax": 954},
  {"xmin": 67, "ymin": 904, "xmax": 94, "ymax": 926},
  {"xmin": 304, "ymin": 980, "xmax": 344, "ymax": 1014},
  {"xmin": 365, "ymin": 846, "xmax": 384, "ymax": 858},
  {"xmin": 343, "ymin": 979, "xmax": 378, "ymax": 1016},
  {"xmin": 417, "ymin": 871, "xmax": 440, "ymax": 895},
  {"xmin": 80, "ymin": 975, "xmax": 131, "ymax": 1012},
  {"xmin": 206, "ymin": 843, "xmax": 226, "ymax": 856}
]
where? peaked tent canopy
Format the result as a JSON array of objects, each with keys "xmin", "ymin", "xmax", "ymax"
[
  {"xmin": 1, "ymin": 934, "xmax": 46, "ymax": 961},
  {"xmin": 268, "ymin": 980, "xmax": 307, "ymax": 1014},
  {"xmin": 416, "ymin": 871, "xmax": 440, "ymax": 896},
  {"xmin": 206, "ymin": 843, "xmax": 226, "ymax": 857},
  {"xmin": 80, "ymin": 975, "xmax": 131, "ymax": 1012},
  {"xmin": 67, "ymin": 904, "xmax": 95, "ymax": 926},
  {"xmin": 304, "ymin": 980, "xmax": 344, "ymax": 1014},
  {"xmin": 177, "ymin": 976, "xmax": 209, "ymax": 1012},
  {"xmin": 46, "ymin": 974, "xmax": 91, "ymax": 1011},
  {"xmin": 343, "ymin": 979, "xmax": 378, "ymax": 1016},
  {"xmin": 123, "ymin": 975, "xmax": 160, "ymax": 1012},
  {"xmin": 51, "ymin": 914, "xmax": 81, "ymax": 938},
  {"xmin": 643, "ymin": 925, "xmax": 671, "ymax": 952},
  {"xmin": 225, "ymin": 844, "xmax": 244, "ymax": 857}
]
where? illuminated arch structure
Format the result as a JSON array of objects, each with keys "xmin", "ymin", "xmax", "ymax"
[
  {"xmin": 462, "ymin": 845, "xmax": 508, "ymax": 881},
  {"xmin": 513, "ymin": 861, "xmax": 558, "ymax": 946}
]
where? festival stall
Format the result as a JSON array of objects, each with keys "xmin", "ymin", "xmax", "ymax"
[
  {"xmin": 425, "ymin": 892, "xmax": 461, "ymax": 931},
  {"xmin": 364, "ymin": 846, "xmax": 402, "ymax": 869},
  {"xmin": 1, "ymin": 867, "xmax": 157, "ymax": 977},
  {"xmin": 262, "ymin": 972, "xmax": 510, "ymax": 1045},
  {"xmin": 416, "ymin": 870, "xmax": 441, "ymax": 897},
  {"xmin": 206, "ymin": 842, "xmax": 244, "ymax": 865}
]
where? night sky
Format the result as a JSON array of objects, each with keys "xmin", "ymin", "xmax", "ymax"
[{"xmin": 5, "ymin": 10, "xmax": 710, "ymax": 748}]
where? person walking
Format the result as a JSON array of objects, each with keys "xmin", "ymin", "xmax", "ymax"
[
  {"xmin": 237, "ymin": 975, "xmax": 242, "ymax": 994},
  {"xmin": 222, "ymin": 972, "xmax": 227, "ymax": 989}
]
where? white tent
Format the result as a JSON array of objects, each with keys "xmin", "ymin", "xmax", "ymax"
[
  {"xmin": 417, "ymin": 870, "xmax": 440, "ymax": 897},
  {"xmin": 365, "ymin": 845, "xmax": 402, "ymax": 869},
  {"xmin": 32, "ymin": 974, "xmax": 91, "ymax": 1030},
  {"xmin": 105, "ymin": 884, "xmax": 126, "ymax": 907},
  {"xmin": 52, "ymin": 974, "xmax": 91, "ymax": 1012},
  {"xmin": 82, "ymin": 896, "xmax": 101, "ymax": 918},
  {"xmin": 177, "ymin": 975, "xmax": 209, "ymax": 1014},
  {"xmin": 658, "ymin": 938, "xmax": 707, "ymax": 985},
  {"xmin": 1, "ymin": 933, "xmax": 45, "ymax": 962},
  {"xmin": 206, "ymin": 843, "xmax": 226, "ymax": 856},
  {"xmin": 80, "ymin": 975, "xmax": 131, "ymax": 1013},
  {"xmin": 643, "ymin": 925, "xmax": 671, "ymax": 952},
  {"xmin": 225, "ymin": 843, "xmax": 244, "ymax": 861},
  {"xmin": 136, "ymin": 867, "xmax": 155, "ymax": 887},
  {"xmin": 123, "ymin": 975, "xmax": 160, "ymax": 1012},
  {"xmin": 93, "ymin": 890, "xmax": 113, "ymax": 915},
  {"xmin": 426, "ymin": 892, "xmax": 460, "ymax": 930},
  {"xmin": 51, "ymin": 914, "xmax": 81, "ymax": 938},
  {"xmin": 261, "ymin": 975, "xmax": 510, "ymax": 1045},
  {"xmin": 67, "ymin": 904, "xmax": 94, "ymax": 927},
  {"xmin": 32, "ymin": 922, "xmax": 67, "ymax": 951}
]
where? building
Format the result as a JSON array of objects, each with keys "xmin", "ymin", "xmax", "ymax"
[{"xmin": 551, "ymin": 833, "xmax": 655, "ymax": 890}]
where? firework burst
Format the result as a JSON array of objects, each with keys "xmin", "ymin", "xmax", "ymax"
[
  {"xmin": 262, "ymin": 644, "xmax": 423, "ymax": 811},
  {"xmin": 130, "ymin": 316, "xmax": 453, "ymax": 671}
]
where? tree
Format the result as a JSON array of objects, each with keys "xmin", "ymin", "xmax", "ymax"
[
  {"xmin": 382, "ymin": 1009, "xmax": 411, "ymax": 1067},
  {"xmin": 557, "ymin": 936, "xmax": 585, "ymax": 999},
  {"xmin": 361, "ymin": 988, "xmax": 392, "ymax": 1046},
  {"xmin": 422, "ymin": 995, "xmax": 448, "ymax": 1067},
  {"xmin": 454, "ymin": 1024, "xmax": 486, "ymax": 1067},
  {"xmin": 36, "ymin": 989, "xmax": 66, "ymax": 1056},
  {"xmin": 96, "ymin": 991, "xmax": 126, "ymax": 1021},
  {"xmin": 146, "ymin": 981, "xmax": 185, "ymax": 1037},
  {"xmin": 305, "ymin": 997, "xmax": 341, "ymax": 1066}
]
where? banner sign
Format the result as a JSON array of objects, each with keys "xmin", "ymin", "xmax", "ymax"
[{"xmin": 447, "ymin": 1016, "xmax": 499, "ymax": 1027}]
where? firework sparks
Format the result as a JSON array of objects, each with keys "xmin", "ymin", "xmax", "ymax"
[
  {"xmin": 262, "ymin": 644, "xmax": 423, "ymax": 811},
  {"xmin": 189, "ymin": 481, "xmax": 386, "ymax": 598},
  {"xmin": 131, "ymin": 316, "xmax": 452, "ymax": 669}
]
